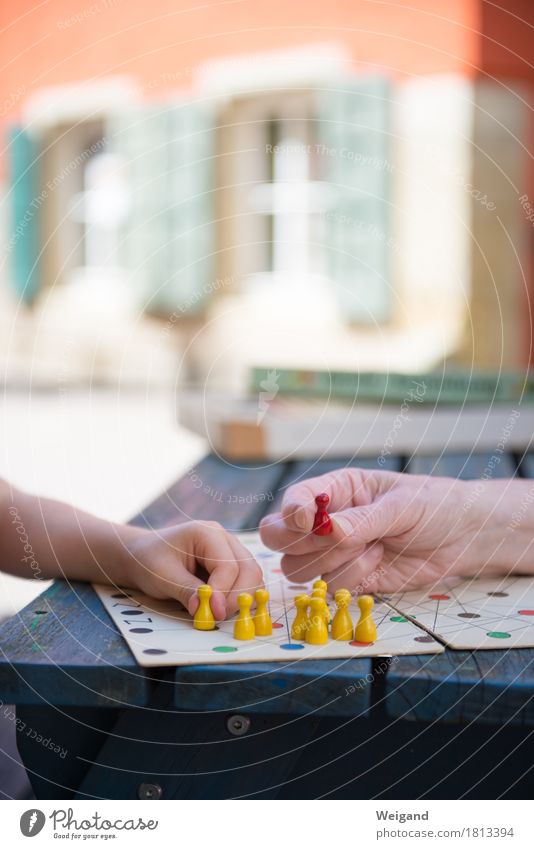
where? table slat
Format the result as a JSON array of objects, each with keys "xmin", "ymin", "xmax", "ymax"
[
  {"xmin": 407, "ymin": 451, "xmax": 517, "ymax": 478},
  {"xmin": 384, "ymin": 649, "xmax": 534, "ymax": 726},
  {"xmin": 0, "ymin": 582, "xmax": 152, "ymax": 706},
  {"xmin": 521, "ymin": 454, "xmax": 534, "ymax": 477},
  {"xmin": 131, "ymin": 454, "xmax": 285, "ymax": 531},
  {"xmin": 174, "ymin": 659, "xmax": 373, "ymax": 716}
]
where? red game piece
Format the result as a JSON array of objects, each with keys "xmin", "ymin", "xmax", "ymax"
[{"xmin": 312, "ymin": 492, "xmax": 333, "ymax": 536}]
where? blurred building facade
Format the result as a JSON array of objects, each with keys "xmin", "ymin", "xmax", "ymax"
[{"xmin": 1, "ymin": 0, "xmax": 533, "ymax": 384}]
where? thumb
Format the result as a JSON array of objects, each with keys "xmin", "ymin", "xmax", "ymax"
[
  {"xmin": 174, "ymin": 574, "xmax": 226, "ymax": 622},
  {"xmin": 168, "ymin": 572, "xmax": 205, "ymax": 616},
  {"xmin": 144, "ymin": 563, "xmax": 226, "ymax": 621},
  {"xmin": 332, "ymin": 495, "xmax": 398, "ymax": 544}
]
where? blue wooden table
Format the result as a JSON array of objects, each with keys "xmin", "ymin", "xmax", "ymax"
[{"xmin": 1, "ymin": 450, "xmax": 534, "ymax": 800}]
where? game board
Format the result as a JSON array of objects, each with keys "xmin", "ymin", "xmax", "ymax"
[
  {"xmin": 380, "ymin": 575, "xmax": 534, "ymax": 650},
  {"xmin": 93, "ymin": 532, "xmax": 444, "ymax": 667}
]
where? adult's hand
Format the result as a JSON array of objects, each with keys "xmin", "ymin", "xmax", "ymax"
[{"xmin": 259, "ymin": 468, "xmax": 524, "ymax": 594}]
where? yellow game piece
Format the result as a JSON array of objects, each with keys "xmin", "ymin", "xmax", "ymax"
[
  {"xmin": 331, "ymin": 589, "xmax": 353, "ymax": 641},
  {"xmin": 234, "ymin": 592, "xmax": 255, "ymax": 640},
  {"xmin": 193, "ymin": 584, "xmax": 215, "ymax": 631},
  {"xmin": 254, "ymin": 588, "xmax": 272, "ymax": 636},
  {"xmin": 311, "ymin": 587, "xmax": 331, "ymax": 625},
  {"xmin": 354, "ymin": 595, "xmax": 377, "ymax": 643},
  {"xmin": 291, "ymin": 594, "xmax": 310, "ymax": 640},
  {"xmin": 313, "ymin": 579, "xmax": 328, "ymax": 594},
  {"xmin": 306, "ymin": 597, "xmax": 329, "ymax": 645}
]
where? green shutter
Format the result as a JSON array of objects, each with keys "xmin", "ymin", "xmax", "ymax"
[
  {"xmin": 318, "ymin": 77, "xmax": 391, "ymax": 322},
  {"xmin": 111, "ymin": 101, "xmax": 214, "ymax": 315},
  {"xmin": 165, "ymin": 102, "xmax": 214, "ymax": 314},
  {"xmin": 8, "ymin": 127, "xmax": 41, "ymax": 303}
]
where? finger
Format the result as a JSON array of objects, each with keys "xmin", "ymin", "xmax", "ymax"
[
  {"xmin": 261, "ymin": 503, "xmax": 389, "ymax": 558},
  {"xmin": 324, "ymin": 543, "xmax": 385, "ymax": 596},
  {"xmin": 223, "ymin": 536, "xmax": 264, "ymax": 615},
  {"xmin": 280, "ymin": 468, "xmax": 390, "ymax": 532},
  {"xmin": 189, "ymin": 525, "xmax": 241, "ymax": 619},
  {"xmin": 280, "ymin": 542, "xmax": 368, "ymax": 584},
  {"xmin": 259, "ymin": 513, "xmax": 344, "ymax": 556},
  {"xmin": 161, "ymin": 567, "xmax": 212, "ymax": 618},
  {"xmin": 280, "ymin": 472, "xmax": 354, "ymax": 532},
  {"xmin": 192, "ymin": 526, "xmax": 265, "ymax": 619},
  {"xmin": 331, "ymin": 496, "xmax": 401, "ymax": 546},
  {"xmin": 188, "ymin": 585, "xmax": 226, "ymax": 621}
]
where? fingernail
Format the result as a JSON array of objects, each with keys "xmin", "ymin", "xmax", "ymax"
[{"xmin": 293, "ymin": 509, "xmax": 309, "ymax": 531}]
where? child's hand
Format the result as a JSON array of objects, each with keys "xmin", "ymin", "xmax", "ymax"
[
  {"xmin": 123, "ymin": 522, "xmax": 263, "ymax": 620},
  {"xmin": 259, "ymin": 468, "xmax": 507, "ymax": 594}
]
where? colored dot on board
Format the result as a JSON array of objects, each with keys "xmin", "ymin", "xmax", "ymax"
[
  {"xmin": 111, "ymin": 593, "xmax": 129, "ymax": 599},
  {"xmin": 280, "ymin": 643, "xmax": 305, "ymax": 650},
  {"xmin": 429, "ymin": 594, "xmax": 450, "ymax": 600},
  {"xmin": 143, "ymin": 648, "xmax": 167, "ymax": 655},
  {"xmin": 213, "ymin": 646, "xmax": 238, "ymax": 653},
  {"xmin": 350, "ymin": 640, "xmax": 374, "ymax": 647},
  {"xmin": 487, "ymin": 592, "xmax": 508, "ymax": 597},
  {"xmin": 390, "ymin": 615, "xmax": 407, "ymax": 623},
  {"xmin": 121, "ymin": 609, "xmax": 143, "ymax": 616},
  {"xmin": 457, "ymin": 612, "xmax": 480, "ymax": 619},
  {"xmin": 289, "ymin": 585, "xmax": 308, "ymax": 591},
  {"xmin": 414, "ymin": 635, "xmax": 435, "ymax": 643},
  {"xmin": 518, "ymin": 610, "xmax": 534, "ymax": 616},
  {"xmin": 130, "ymin": 628, "xmax": 153, "ymax": 634},
  {"xmin": 487, "ymin": 631, "xmax": 511, "ymax": 639},
  {"xmin": 272, "ymin": 622, "xmax": 284, "ymax": 629}
]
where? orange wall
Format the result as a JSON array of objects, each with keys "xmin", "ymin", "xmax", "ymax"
[
  {"xmin": 1, "ymin": 0, "xmax": 480, "ymax": 119},
  {"xmin": 480, "ymin": 0, "xmax": 534, "ymax": 78}
]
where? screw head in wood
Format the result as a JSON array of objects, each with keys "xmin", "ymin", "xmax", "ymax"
[
  {"xmin": 137, "ymin": 782, "xmax": 163, "ymax": 799},
  {"xmin": 226, "ymin": 714, "xmax": 251, "ymax": 736}
]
